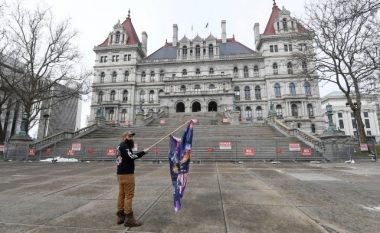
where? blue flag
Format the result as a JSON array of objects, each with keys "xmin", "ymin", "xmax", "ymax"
[{"xmin": 168, "ymin": 121, "xmax": 193, "ymax": 212}]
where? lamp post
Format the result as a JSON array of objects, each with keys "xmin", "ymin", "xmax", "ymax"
[{"xmin": 42, "ymin": 113, "xmax": 49, "ymax": 138}]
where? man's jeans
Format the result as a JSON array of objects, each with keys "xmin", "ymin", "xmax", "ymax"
[{"xmin": 117, "ymin": 174, "xmax": 135, "ymax": 214}]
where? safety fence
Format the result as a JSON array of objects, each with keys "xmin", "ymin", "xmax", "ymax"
[{"xmin": 2, "ymin": 137, "xmax": 326, "ymax": 162}]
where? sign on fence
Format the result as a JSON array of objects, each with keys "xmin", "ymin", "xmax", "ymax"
[
  {"xmin": 66, "ymin": 149, "xmax": 75, "ymax": 156},
  {"xmin": 46, "ymin": 148, "xmax": 52, "ymax": 155},
  {"xmin": 28, "ymin": 148, "xmax": 36, "ymax": 156},
  {"xmin": 222, "ymin": 118, "xmax": 230, "ymax": 123},
  {"xmin": 159, "ymin": 119, "xmax": 165, "ymax": 125},
  {"xmin": 360, "ymin": 143, "xmax": 368, "ymax": 151},
  {"xmin": 243, "ymin": 148, "xmax": 255, "ymax": 156},
  {"xmin": 219, "ymin": 142, "xmax": 232, "ymax": 150},
  {"xmin": 72, "ymin": 143, "xmax": 81, "ymax": 151},
  {"xmin": 207, "ymin": 148, "xmax": 214, "ymax": 153},
  {"xmin": 0, "ymin": 144, "xmax": 4, "ymax": 152},
  {"xmin": 276, "ymin": 147, "xmax": 283, "ymax": 155},
  {"xmin": 133, "ymin": 143, "xmax": 138, "ymax": 152},
  {"xmin": 300, "ymin": 148, "xmax": 312, "ymax": 156},
  {"xmin": 289, "ymin": 143, "xmax": 301, "ymax": 152},
  {"xmin": 87, "ymin": 148, "xmax": 94, "ymax": 155},
  {"xmin": 107, "ymin": 148, "xmax": 117, "ymax": 156}
]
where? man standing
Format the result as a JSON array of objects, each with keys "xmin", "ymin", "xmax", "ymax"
[{"xmin": 116, "ymin": 131, "xmax": 149, "ymax": 227}]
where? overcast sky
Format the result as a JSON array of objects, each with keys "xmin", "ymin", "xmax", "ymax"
[{"xmin": 21, "ymin": 0, "xmax": 337, "ymax": 129}]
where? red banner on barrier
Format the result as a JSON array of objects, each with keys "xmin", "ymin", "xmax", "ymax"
[
  {"xmin": 66, "ymin": 149, "xmax": 75, "ymax": 156},
  {"xmin": 289, "ymin": 143, "xmax": 301, "ymax": 152},
  {"xmin": 28, "ymin": 148, "xmax": 36, "ymax": 156},
  {"xmin": 243, "ymin": 148, "xmax": 255, "ymax": 156},
  {"xmin": 46, "ymin": 148, "xmax": 52, "ymax": 155},
  {"xmin": 360, "ymin": 143, "xmax": 368, "ymax": 151},
  {"xmin": 0, "ymin": 144, "xmax": 4, "ymax": 152},
  {"xmin": 107, "ymin": 148, "xmax": 117, "ymax": 156},
  {"xmin": 300, "ymin": 148, "xmax": 312, "ymax": 156},
  {"xmin": 87, "ymin": 148, "xmax": 94, "ymax": 155},
  {"xmin": 276, "ymin": 147, "xmax": 283, "ymax": 155},
  {"xmin": 72, "ymin": 143, "xmax": 81, "ymax": 151},
  {"xmin": 207, "ymin": 148, "xmax": 214, "ymax": 153},
  {"xmin": 219, "ymin": 142, "xmax": 232, "ymax": 150}
]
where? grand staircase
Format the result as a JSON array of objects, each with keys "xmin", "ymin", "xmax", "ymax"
[{"xmin": 32, "ymin": 112, "xmax": 324, "ymax": 162}]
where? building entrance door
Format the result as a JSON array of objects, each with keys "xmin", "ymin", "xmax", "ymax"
[
  {"xmin": 208, "ymin": 101, "xmax": 217, "ymax": 112},
  {"xmin": 192, "ymin": 102, "xmax": 201, "ymax": 112},
  {"xmin": 176, "ymin": 102, "xmax": 185, "ymax": 112}
]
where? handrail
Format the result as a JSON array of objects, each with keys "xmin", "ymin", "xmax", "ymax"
[
  {"xmin": 31, "ymin": 123, "xmax": 98, "ymax": 150},
  {"xmin": 272, "ymin": 118, "xmax": 325, "ymax": 152}
]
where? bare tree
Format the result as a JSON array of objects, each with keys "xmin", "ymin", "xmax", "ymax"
[
  {"xmin": 0, "ymin": 1, "xmax": 91, "ymax": 141},
  {"xmin": 296, "ymin": 0, "xmax": 380, "ymax": 144}
]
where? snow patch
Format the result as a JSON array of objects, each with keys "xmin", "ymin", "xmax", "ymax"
[{"xmin": 40, "ymin": 156, "xmax": 79, "ymax": 163}]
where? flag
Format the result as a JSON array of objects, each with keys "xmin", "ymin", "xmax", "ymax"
[
  {"xmin": 205, "ymin": 22, "xmax": 209, "ymax": 28},
  {"xmin": 168, "ymin": 121, "xmax": 193, "ymax": 212}
]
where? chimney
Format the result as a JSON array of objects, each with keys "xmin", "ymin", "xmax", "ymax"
[
  {"xmin": 173, "ymin": 24, "xmax": 178, "ymax": 47},
  {"xmin": 221, "ymin": 20, "xmax": 227, "ymax": 43},
  {"xmin": 254, "ymin": 23, "xmax": 260, "ymax": 47},
  {"xmin": 142, "ymin": 31, "xmax": 148, "ymax": 55}
]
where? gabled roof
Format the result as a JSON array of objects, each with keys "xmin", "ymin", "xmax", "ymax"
[
  {"xmin": 192, "ymin": 35, "xmax": 203, "ymax": 42},
  {"xmin": 179, "ymin": 35, "xmax": 190, "ymax": 43},
  {"xmin": 97, "ymin": 14, "xmax": 140, "ymax": 47},
  {"xmin": 263, "ymin": 2, "xmax": 281, "ymax": 35},
  {"xmin": 205, "ymin": 34, "xmax": 216, "ymax": 41}
]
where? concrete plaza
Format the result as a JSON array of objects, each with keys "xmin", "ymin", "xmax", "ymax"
[{"xmin": 0, "ymin": 161, "xmax": 379, "ymax": 233}]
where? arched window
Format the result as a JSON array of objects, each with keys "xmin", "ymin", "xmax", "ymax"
[
  {"xmin": 122, "ymin": 90, "xmax": 128, "ymax": 102},
  {"xmin": 98, "ymin": 91, "xmax": 103, "ymax": 103},
  {"xmin": 209, "ymin": 68, "xmax": 214, "ymax": 75},
  {"xmin": 182, "ymin": 46, "xmax": 187, "ymax": 58},
  {"xmin": 149, "ymin": 90, "xmax": 154, "ymax": 103},
  {"xmin": 256, "ymin": 106, "xmax": 263, "ymax": 119},
  {"xmin": 276, "ymin": 105, "xmax": 283, "ymax": 117},
  {"xmin": 289, "ymin": 82, "xmax": 296, "ymax": 96},
  {"xmin": 253, "ymin": 65, "xmax": 259, "ymax": 77},
  {"xmin": 196, "ymin": 68, "xmax": 200, "ymax": 75},
  {"xmin": 140, "ymin": 90, "xmax": 145, "ymax": 103},
  {"xmin": 180, "ymin": 85, "xmax": 186, "ymax": 92},
  {"xmin": 115, "ymin": 31, "xmax": 120, "ymax": 43},
  {"xmin": 244, "ymin": 86, "xmax": 251, "ymax": 100},
  {"xmin": 194, "ymin": 84, "xmax": 201, "ymax": 93},
  {"xmin": 195, "ymin": 45, "xmax": 201, "ymax": 58},
  {"xmin": 274, "ymin": 83, "xmax": 281, "ymax": 97},
  {"xmin": 150, "ymin": 71, "xmax": 155, "ymax": 82},
  {"xmin": 182, "ymin": 69, "xmax": 187, "ymax": 76},
  {"xmin": 245, "ymin": 106, "xmax": 252, "ymax": 120},
  {"xmin": 110, "ymin": 90, "xmax": 116, "ymax": 101},
  {"xmin": 159, "ymin": 70, "xmax": 164, "ymax": 81},
  {"xmin": 307, "ymin": 104, "xmax": 314, "ymax": 117},
  {"xmin": 209, "ymin": 84, "xmax": 215, "ymax": 92},
  {"xmin": 141, "ymin": 71, "xmax": 146, "ymax": 82},
  {"xmin": 243, "ymin": 66, "xmax": 249, "ymax": 78},
  {"xmin": 234, "ymin": 86, "xmax": 240, "ymax": 100},
  {"xmin": 304, "ymin": 81, "xmax": 312, "ymax": 96},
  {"xmin": 255, "ymin": 86, "xmax": 261, "ymax": 100},
  {"xmin": 208, "ymin": 44, "xmax": 213, "ymax": 58},
  {"xmin": 124, "ymin": 70, "xmax": 129, "ymax": 82},
  {"xmin": 108, "ymin": 109, "xmax": 114, "ymax": 121},
  {"xmin": 112, "ymin": 71, "xmax": 117, "ymax": 82},
  {"xmin": 233, "ymin": 67, "xmax": 238, "ymax": 77},
  {"xmin": 120, "ymin": 109, "xmax": 127, "ymax": 121},
  {"xmin": 291, "ymin": 104, "xmax": 298, "ymax": 117},
  {"xmin": 158, "ymin": 89, "xmax": 164, "ymax": 103},
  {"xmin": 100, "ymin": 72, "xmax": 105, "ymax": 83},
  {"xmin": 287, "ymin": 62, "xmax": 293, "ymax": 74},
  {"xmin": 273, "ymin": 63, "xmax": 278, "ymax": 75}
]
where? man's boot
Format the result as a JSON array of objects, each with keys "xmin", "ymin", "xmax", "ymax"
[
  {"xmin": 116, "ymin": 210, "xmax": 125, "ymax": 225},
  {"xmin": 124, "ymin": 212, "xmax": 142, "ymax": 227}
]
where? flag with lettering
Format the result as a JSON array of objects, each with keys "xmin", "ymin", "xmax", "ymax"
[{"xmin": 168, "ymin": 120, "xmax": 193, "ymax": 212}]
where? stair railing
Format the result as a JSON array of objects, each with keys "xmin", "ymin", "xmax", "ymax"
[{"xmin": 31, "ymin": 123, "xmax": 98, "ymax": 150}]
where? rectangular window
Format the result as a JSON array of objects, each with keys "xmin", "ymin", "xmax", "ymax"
[
  {"xmin": 270, "ymin": 45, "xmax": 274, "ymax": 52},
  {"xmin": 284, "ymin": 44, "xmax": 288, "ymax": 52},
  {"xmin": 352, "ymin": 119, "xmax": 357, "ymax": 129},
  {"xmin": 124, "ymin": 55, "xmax": 127, "ymax": 61},
  {"xmin": 115, "ymin": 55, "xmax": 119, "ymax": 62},
  {"xmin": 367, "ymin": 131, "xmax": 372, "ymax": 136},
  {"xmin": 364, "ymin": 112, "xmax": 369, "ymax": 118},
  {"xmin": 274, "ymin": 45, "xmax": 278, "ymax": 52},
  {"xmin": 365, "ymin": 119, "xmax": 370, "ymax": 128},
  {"xmin": 112, "ymin": 55, "xmax": 115, "ymax": 62},
  {"xmin": 289, "ymin": 44, "xmax": 293, "ymax": 51},
  {"xmin": 339, "ymin": 119, "xmax": 344, "ymax": 129},
  {"xmin": 104, "ymin": 56, "xmax": 107, "ymax": 62},
  {"xmin": 100, "ymin": 56, "xmax": 103, "ymax": 63},
  {"xmin": 338, "ymin": 112, "xmax": 343, "ymax": 118}
]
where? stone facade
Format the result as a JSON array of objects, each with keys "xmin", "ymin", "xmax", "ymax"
[{"xmin": 90, "ymin": 3, "xmax": 325, "ymax": 134}]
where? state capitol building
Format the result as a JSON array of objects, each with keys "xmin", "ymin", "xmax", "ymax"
[{"xmin": 90, "ymin": 1, "xmax": 325, "ymax": 135}]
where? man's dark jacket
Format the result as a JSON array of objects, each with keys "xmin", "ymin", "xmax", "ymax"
[{"xmin": 117, "ymin": 140, "xmax": 145, "ymax": 174}]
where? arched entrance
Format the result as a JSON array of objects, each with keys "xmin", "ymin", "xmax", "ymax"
[
  {"xmin": 208, "ymin": 101, "xmax": 217, "ymax": 112},
  {"xmin": 176, "ymin": 102, "xmax": 185, "ymax": 112},
  {"xmin": 192, "ymin": 101, "xmax": 201, "ymax": 112}
]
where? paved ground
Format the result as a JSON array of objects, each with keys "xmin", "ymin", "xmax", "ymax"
[{"xmin": 0, "ymin": 161, "xmax": 379, "ymax": 233}]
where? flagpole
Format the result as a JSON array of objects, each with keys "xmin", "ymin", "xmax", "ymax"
[{"xmin": 145, "ymin": 119, "xmax": 193, "ymax": 151}]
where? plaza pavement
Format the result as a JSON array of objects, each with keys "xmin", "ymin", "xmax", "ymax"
[{"xmin": 0, "ymin": 160, "xmax": 379, "ymax": 233}]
